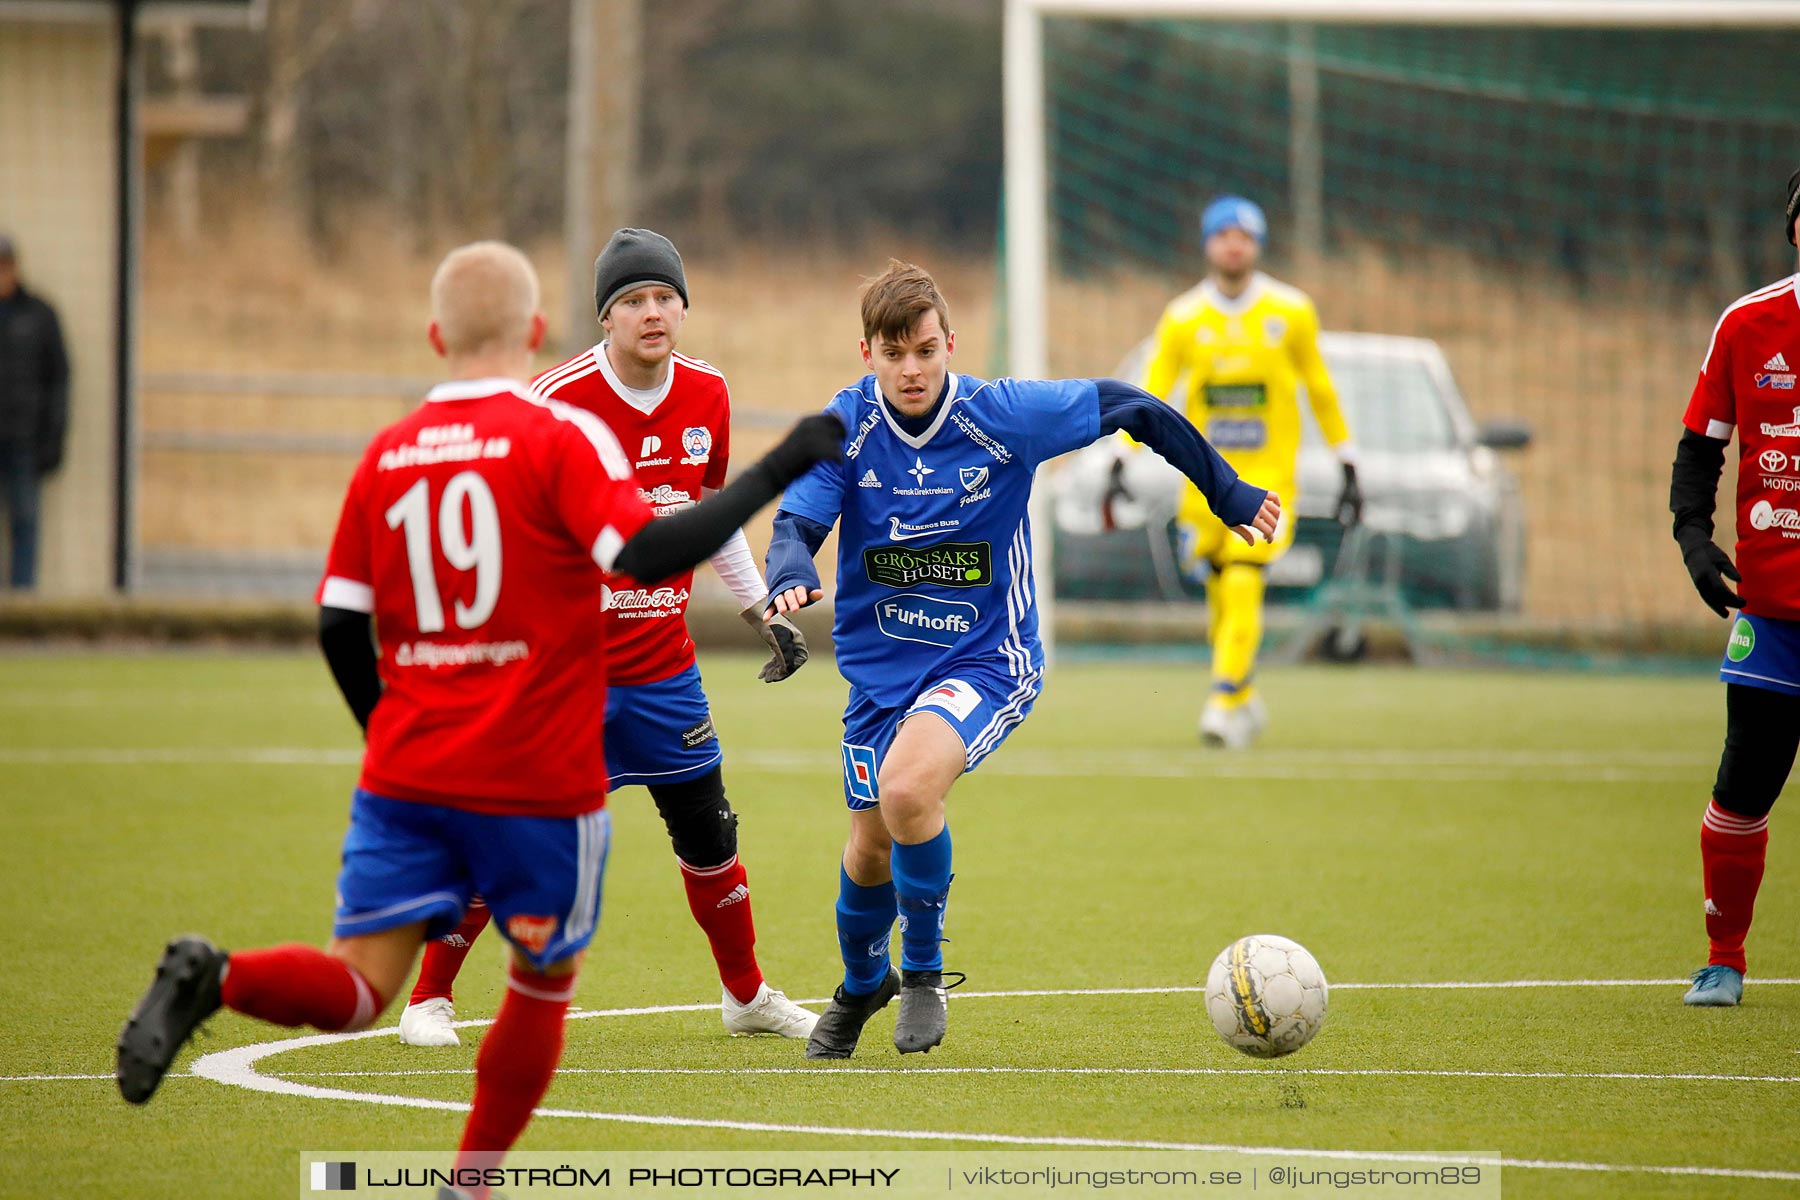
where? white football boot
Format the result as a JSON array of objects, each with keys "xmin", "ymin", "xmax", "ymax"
[
  {"xmin": 1199, "ymin": 699, "xmax": 1256, "ymax": 750},
  {"xmin": 398, "ymin": 996, "xmax": 461, "ymax": 1047},
  {"xmin": 1243, "ymin": 693, "xmax": 1269, "ymax": 738},
  {"xmin": 721, "ymin": 983, "xmax": 820, "ymax": 1039}
]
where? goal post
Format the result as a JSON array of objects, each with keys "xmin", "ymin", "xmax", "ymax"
[{"xmin": 1009, "ymin": 0, "xmax": 1800, "ymax": 663}]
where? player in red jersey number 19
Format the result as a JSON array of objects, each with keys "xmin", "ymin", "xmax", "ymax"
[{"xmin": 115, "ymin": 242, "xmax": 842, "ymax": 1200}]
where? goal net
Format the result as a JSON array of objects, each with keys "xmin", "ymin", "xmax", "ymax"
[{"xmin": 1009, "ymin": 1, "xmax": 1800, "ymax": 657}]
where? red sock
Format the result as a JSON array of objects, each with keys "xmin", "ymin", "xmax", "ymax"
[
  {"xmin": 453, "ymin": 964, "xmax": 574, "ymax": 1195},
  {"xmin": 680, "ymin": 856, "xmax": 764, "ymax": 1004},
  {"xmin": 410, "ymin": 898, "xmax": 491, "ymax": 1006},
  {"xmin": 1701, "ymin": 799, "xmax": 1770, "ymax": 973},
  {"xmin": 220, "ymin": 944, "xmax": 381, "ymax": 1031}
]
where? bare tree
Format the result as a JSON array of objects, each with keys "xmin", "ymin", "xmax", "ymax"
[{"xmin": 259, "ymin": 0, "xmax": 352, "ymax": 230}]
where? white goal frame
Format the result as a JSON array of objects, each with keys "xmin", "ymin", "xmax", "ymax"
[{"xmin": 1010, "ymin": 0, "xmax": 1800, "ymax": 663}]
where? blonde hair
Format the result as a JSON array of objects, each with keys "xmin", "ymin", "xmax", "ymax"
[{"xmin": 429, "ymin": 241, "xmax": 540, "ymax": 356}]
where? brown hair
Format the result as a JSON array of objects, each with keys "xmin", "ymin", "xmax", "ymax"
[{"xmin": 860, "ymin": 259, "xmax": 950, "ymax": 345}]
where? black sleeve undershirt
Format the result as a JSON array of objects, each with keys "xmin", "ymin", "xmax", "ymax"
[
  {"xmin": 1670, "ymin": 427, "xmax": 1728, "ymax": 547},
  {"xmin": 319, "ymin": 606, "xmax": 381, "ymax": 731},
  {"xmin": 612, "ymin": 461, "xmax": 788, "ymax": 584}
]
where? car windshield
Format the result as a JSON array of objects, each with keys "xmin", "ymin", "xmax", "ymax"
[{"xmin": 1303, "ymin": 354, "xmax": 1457, "ymax": 454}]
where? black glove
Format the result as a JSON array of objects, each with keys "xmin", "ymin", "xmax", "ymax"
[
  {"xmin": 762, "ymin": 414, "xmax": 846, "ymax": 488},
  {"xmin": 742, "ymin": 601, "xmax": 809, "ymax": 682},
  {"xmin": 1677, "ymin": 526, "xmax": 1743, "ymax": 618},
  {"xmin": 1334, "ymin": 461, "xmax": 1364, "ymax": 529}
]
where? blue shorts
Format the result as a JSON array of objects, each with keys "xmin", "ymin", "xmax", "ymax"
[
  {"xmin": 1721, "ymin": 612, "xmax": 1800, "ymax": 697},
  {"xmin": 606, "ymin": 663, "xmax": 722, "ymax": 789},
  {"xmin": 839, "ymin": 660, "xmax": 1042, "ymax": 810},
  {"xmin": 332, "ymin": 790, "xmax": 611, "ymax": 971}
]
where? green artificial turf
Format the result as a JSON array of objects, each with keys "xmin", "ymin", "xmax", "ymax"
[{"xmin": 1, "ymin": 652, "xmax": 1793, "ymax": 1198}]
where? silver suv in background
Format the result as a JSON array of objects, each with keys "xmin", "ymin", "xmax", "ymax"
[{"xmin": 1052, "ymin": 332, "xmax": 1531, "ymax": 611}]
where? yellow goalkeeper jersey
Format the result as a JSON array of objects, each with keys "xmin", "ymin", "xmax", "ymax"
[{"xmin": 1141, "ymin": 272, "xmax": 1351, "ymax": 526}]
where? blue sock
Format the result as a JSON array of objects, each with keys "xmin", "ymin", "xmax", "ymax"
[
  {"xmin": 836, "ymin": 866, "xmax": 897, "ymax": 995},
  {"xmin": 892, "ymin": 826, "xmax": 953, "ymax": 973}
]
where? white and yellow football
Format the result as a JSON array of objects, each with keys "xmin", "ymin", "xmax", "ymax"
[{"xmin": 1205, "ymin": 934, "xmax": 1329, "ymax": 1058}]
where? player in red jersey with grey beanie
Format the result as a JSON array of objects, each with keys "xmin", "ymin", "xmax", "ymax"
[{"xmin": 397, "ymin": 229, "xmax": 821, "ymax": 1047}]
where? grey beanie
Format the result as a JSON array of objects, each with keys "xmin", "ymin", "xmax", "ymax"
[{"xmin": 593, "ymin": 228, "xmax": 688, "ymax": 318}]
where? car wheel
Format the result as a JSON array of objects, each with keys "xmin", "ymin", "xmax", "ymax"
[{"xmin": 1318, "ymin": 622, "xmax": 1369, "ymax": 663}]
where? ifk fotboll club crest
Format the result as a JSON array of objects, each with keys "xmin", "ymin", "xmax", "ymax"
[
  {"xmin": 681, "ymin": 426, "xmax": 712, "ymax": 465},
  {"xmin": 960, "ymin": 466, "xmax": 988, "ymax": 493}
]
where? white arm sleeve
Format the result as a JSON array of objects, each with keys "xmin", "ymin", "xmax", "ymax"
[{"xmin": 703, "ymin": 490, "xmax": 769, "ymax": 607}]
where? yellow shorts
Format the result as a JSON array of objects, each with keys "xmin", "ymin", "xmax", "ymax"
[{"xmin": 1177, "ymin": 487, "xmax": 1297, "ymax": 569}]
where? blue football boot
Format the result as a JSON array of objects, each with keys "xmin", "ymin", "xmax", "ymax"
[{"xmin": 1682, "ymin": 964, "xmax": 1744, "ymax": 1007}]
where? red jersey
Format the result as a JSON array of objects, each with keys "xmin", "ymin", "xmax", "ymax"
[
  {"xmin": 1686, "ymin": 274, "xmax": 1800, "ymax": 621},
  {"xmin": 317, "ymin": 378, "xmax": 655, "ymax": 816},
  {"xmin": 532, "ymin": 346, "xmax": 732, "ymax": 685}
]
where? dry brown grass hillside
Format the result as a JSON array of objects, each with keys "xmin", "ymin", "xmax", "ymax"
[{"xmin": 142, "ymin": 219, "xmax": 1735, "ymax": 630}]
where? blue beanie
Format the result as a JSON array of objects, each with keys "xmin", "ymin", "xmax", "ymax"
[{"xmin": 1201, "ymin": 196, "xmax": 1267, "ymax": 245}]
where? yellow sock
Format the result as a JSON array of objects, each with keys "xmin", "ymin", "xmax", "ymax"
[{"xmin": 1207, "ymin": 563, "xmax": 1265, "ymax": 710}]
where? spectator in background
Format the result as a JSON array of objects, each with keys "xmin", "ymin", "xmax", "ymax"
[{"xmin": 0, "ymin": 235, "xmax": 70, "ymax": 589}]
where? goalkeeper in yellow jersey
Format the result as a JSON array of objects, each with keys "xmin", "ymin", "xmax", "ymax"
[{"xmin": 1141, "ymin": 196, "xmax": 1362, "ymax": 749}]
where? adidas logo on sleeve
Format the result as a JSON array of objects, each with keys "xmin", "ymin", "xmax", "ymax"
[{"xmin": 1766, "ymin": 353, "xmax": 1791, "ymax": 371}]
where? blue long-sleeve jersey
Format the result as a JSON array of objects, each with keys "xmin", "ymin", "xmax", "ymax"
[{"xmin": 767, "ymin": 374, "xmax": 1265, "ymax": 706}]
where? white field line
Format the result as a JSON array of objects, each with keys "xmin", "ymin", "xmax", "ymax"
[
  {"xmin": 0, "ymin": 747, "xmax": 1713, "ymax": 765},
  {"xmin": 182, "ymin": 1026, "xmax": 1800, "ymax": 1183},
  {"xmin": 0, "ymin": 691, "xmax": 336, "ymax": 708},
  {"xmin": 0, "ymin": 745, "xmax": 1713, "ymax": 782},
  {"xmin": 17, "ymin": 975, "xmax": 1800, "ymax": 1086},
  {"xmin": 157, "ymin": 980, "xmax": 1800, "ymax": 1182},
  {"xmin": 0, "ymin": 747, "xmax": 361, "ymax": 765},
  {"xmin": 2, "ymin": 1072, "xmax": 157, "ymax": 1081},
  {"xmin": 277, "ymin": 1065, "xmax": 1800, "ymax": 1085},
  {"xmin": 31, "ymin": 980, "xmax": 1800, "ymax": 1180},
  {"xmin": 28, "ymin": 1033, "xmax": 1800, "ymax": 1188},
  {"xmin": 962, "ymin": 980, "xmax": 1800, "ymax": 993},
  {"xmin": 25, "ymin": 1061, "xmax": 1800, "ymax": 1088}
]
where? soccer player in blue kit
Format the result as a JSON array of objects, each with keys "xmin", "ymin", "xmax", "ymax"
[{"xmin": 765, "ymin": 262, "xmax": 1282, "ymax": 1057}]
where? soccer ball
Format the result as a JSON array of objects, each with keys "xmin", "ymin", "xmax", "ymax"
[{"xmin": 1205, "ymin": 934, "xmax": 1329, "ymax": 1058}]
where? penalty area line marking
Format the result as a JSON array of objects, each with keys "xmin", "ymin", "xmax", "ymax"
[{"xmin": 174, "ymin": 981, "xmax": 1800, "ymax": 1182}]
